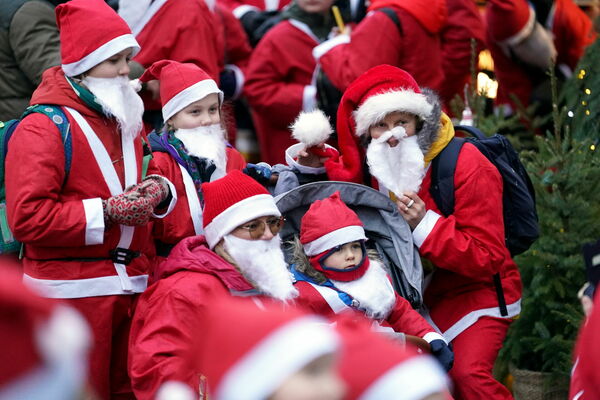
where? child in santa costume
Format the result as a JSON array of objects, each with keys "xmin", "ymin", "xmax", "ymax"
[
  {"xmin": 291, "ymin": 191, "xmax": 454, "ymax": 372},
  {"xmin": 141, "ymin": 60, "xmax": 246, "ymax": 259},
  {"xmin": 5, "ymin": 1, "xmax": 175, "ymax": 397},
  {"xmin": 322, "ymin": 64, "xmax": 522, "ymax": 399},
  {"xmin": 129, "ymin": 170, "xmax": 300, "ymax": 399}
]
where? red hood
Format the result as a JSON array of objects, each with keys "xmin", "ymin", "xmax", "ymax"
[
  {"xmin": 30, "ymin": 66, "xmax": 99, "ymax": 120},
  {"xmin": 157, "ymin": 235, "xmax": 254, "ymax": 292},
  {"xmin": 368, "ymin": 0, "xmax": 447, "ymax": 34}
]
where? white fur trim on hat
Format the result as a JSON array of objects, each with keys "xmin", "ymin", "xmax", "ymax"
[
  {"xmin": 358, "ymin": 355, "xmax": 449, "ymax": 400},
  {"xmin": 163, "ymin": 79, "xmax": 224, "ymax": 122},
  {"xmin": 204, "ymin": 194, "xmax": 281, "ymax": 249},
  {"xmin": 353, "ymin": 90, "xmax": 433, "ymax": 137},
  {"xmin": 303, "ymin": 225, "xmax": 367, "ymax": 256},
  {"xmin": 216, "ymin": 316, "xmax": 338, "ymax": 400},
  {"xmin": 61, "ymin": 34, "xmax": 140, "ymax": 77}
]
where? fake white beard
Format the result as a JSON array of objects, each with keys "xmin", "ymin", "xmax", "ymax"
[
  {"xmin": 81, "ymin": 76, "xmax": 144, "ymax": 142},
  {"xmin": 223, "ymin": 234, "xmax": 298, "ymax": 301},
  {"xmin": 118, "ymin": 0, "xmax": 153, "ymax": 30},
  {"xmin": 332, "ymin": 259, "xmax": 396, "ymax": 320},
  {"xmin": 174, "ymin": 124, "xmax": 228, "ymax": 173},
  {"xmin": 366, "ymin": 127, "xmax": 426, "ymax": 198}
]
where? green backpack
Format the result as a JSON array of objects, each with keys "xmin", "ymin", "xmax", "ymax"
[{"xmin": 0, "ymin": 105, "xmax": 72, "ymax": 253}]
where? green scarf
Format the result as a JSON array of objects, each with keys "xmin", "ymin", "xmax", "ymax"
[
  {"xmin": 281, "ymin": 2, "xmax": 335, "ymax": 41},
  {"xmin": 65, "ymin": 76, "xmax": 105, "ymax": 114}
]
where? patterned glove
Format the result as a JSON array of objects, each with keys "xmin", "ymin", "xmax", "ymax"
[
  {"xmin": 102, "ymin": 191, "xmax": 155, "ymax": 227},
  {"xmin": 137, "ymin": 174, "xmax": 170, "ymax": 209},
  {"xmin": 429, "ymin": 339, "xmax": 454, "ymax": 372}
]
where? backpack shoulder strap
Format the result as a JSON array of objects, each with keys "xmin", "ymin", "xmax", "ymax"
[
  {"xmin": 378, "ymin": 7, "xmax": 403, "ymax": 36},
  {"xmin": 429, "ymin": 137, "xmax": 465, "ymax": 216},
  {"xmin": 22, "ymin": 105, "xmax": 72, "ymax": 178}
]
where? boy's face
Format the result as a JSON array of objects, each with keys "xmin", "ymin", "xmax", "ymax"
[
  {"xmin": 323, "ymin": 241, "xmax": 363, "ymax": 270},
  {"xmin": 296, "ymin": 0, "xmax": 335, "ymax": 14},
  {"xmin": 85, "ymin": 48, "xmax": 133, "ymax": 79},
  {"xmin": 368, "ymin": 111, "xmax": 417, "ymax": 147},
  {"xmin": 168, "ymin": 93, "xmax": 220, "ymax": 130}
]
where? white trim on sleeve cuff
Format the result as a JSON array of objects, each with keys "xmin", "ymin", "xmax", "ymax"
[
  {"xmin": 312, "ymin": 34, "xmax": 350, "ymax": 60},
  {"xmin": 423, "ymin": 332, "xmax": 446, "ymax": 344},
  {"xmin": 152, "ymin": 177, "xmax": 178, "ymax": 218},
  {"xmin": 233, "ymin": 4, "xmax": 260, "ymax": 19},
  {"xmin": 412, "ymin": 210, "xmax": 441, "ymax": 248},
  {"xmin": 82, "ymin": 198, "xmax": 105, "ymax": 246}
]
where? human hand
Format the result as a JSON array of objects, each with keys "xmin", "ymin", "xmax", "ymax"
[
  {"xmin": 103, "ymin": 192, "xmax": 155, "ymax": 227},
  {"xmin": 137, "ymin": 175, "xmax": 170, "ymax": 209},
  {"xmin": 296, "ymin": 144, "xmax": 338, "ymax": 168},
  {"xmin": 396, "ymin": 191, "xmax": 426, "ymax": 230}
]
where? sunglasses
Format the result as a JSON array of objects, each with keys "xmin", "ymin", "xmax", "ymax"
[{"xmin": 236, "ymin": 216, "xmax": 285, "ymax": 239}]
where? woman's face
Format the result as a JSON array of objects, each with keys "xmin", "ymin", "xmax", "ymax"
[
  {"xmin": 368, "ymin": 111, "xmax": 418, "ymax": 147},
  {"xmin": 269, "ymin": 354, "xmax": 345, "ymax": 400}
]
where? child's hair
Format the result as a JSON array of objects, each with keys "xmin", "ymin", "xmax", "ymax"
[{"xmin": 289, "ymin": 235, "xmax": 383, "ymax": 284}]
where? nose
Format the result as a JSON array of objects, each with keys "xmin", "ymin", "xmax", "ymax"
[
  {"xmin": 199, "ymin": 113, "xmax": 213, "ymax": 126},
  {"xmin": 344, "ymin": 247, "xmax": 355, "ymax": 260},
  {"xmin": 259, "ymin": 222, "xmax": 275, "ymax": 240},
  {"xmin": 119, "ymin": 60, "xmax": 130, "ymax": 77}
]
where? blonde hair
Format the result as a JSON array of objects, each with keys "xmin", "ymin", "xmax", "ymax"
[{"xmin": 288, "ymin": 236, "xmax": 382, "ymax": 284}]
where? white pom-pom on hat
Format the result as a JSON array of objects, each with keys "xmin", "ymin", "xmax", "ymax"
[{"xmin": 290, "ymin": 109, "xmax": 333, "ymax": 147}]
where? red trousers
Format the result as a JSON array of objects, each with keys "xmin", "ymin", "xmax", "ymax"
[
  {"xmin": 449, "ymin": 316, "xmax": 513, "ymax": 399},
  {"xmin": 67, "ymin": 294, "xmax": 138, "ymax": 400}
]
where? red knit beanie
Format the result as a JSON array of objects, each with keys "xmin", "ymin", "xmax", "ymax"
[
  {"xmin": 140, "ymin": 60, "xmax": 223, "ymax": 122},
  {"xmin": 202, "ymin": 170, "xmax": 281, "ymax": 248},
  {"xmin": 56, "ymin": 0, "xmax": 140, "ymax": 77},
  {"xmin": 325, "ymin": 65, "xmax": 433, "ymax": 183}
]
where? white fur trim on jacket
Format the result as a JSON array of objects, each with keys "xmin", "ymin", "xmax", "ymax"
[
  {"xmin": 61, "ymin": 34, "xmax": 140, "ymax": 77},
  {"xmin": 353, "ymin": 90, "xmax": 433, "ymax": 137},
  {"xmin": 285, "ymin": 143, "xmax": 335, "ymax": 175},
  {"xmin": 303, "ymin": 225, "xmax": 367, "ymax": 256},
  {"xmin": 204, "ymin": 194, "xmax": 281, "ymax": 249},
  {"xmin": 162, "ymin": 79, "xmax": 224, "ymax": 122},
  {"xmin": 216, "ymin": 316, "xmax": 338, "ymax": 400}
]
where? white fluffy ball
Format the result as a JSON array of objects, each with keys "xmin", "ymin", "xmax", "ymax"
[{"xmin": 290, "ymin": 109, "xmax": 333, "ymax": 147}]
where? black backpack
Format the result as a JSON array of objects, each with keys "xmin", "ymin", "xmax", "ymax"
[{"xmin": 430, "ymin": 125, "xmax": 539, "ymax": 315}]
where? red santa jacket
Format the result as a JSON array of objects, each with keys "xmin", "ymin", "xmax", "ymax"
[
  {"xmin": 131, "ymin": 0, "xmax": 223, "ymax": 110},
  {"xmin": 244, "ymin": 19, "xmax": 320, "ymax": 164},
  {"xmin": 128, "ymin": 235, "xmax": 270, "ymax": 400},
  {"xmin": 294, "ymin": 277, "xmax": 443, "ymax": 342},
  {"xmin": 148, "ymin": 148, "xmax": 246, "ymax": 247},
  {"xmin": 413, "ymin": 143, "xmax": 522, "ymax": 342},
  {"xmin": 487, "ymin": 0, "xmax": 596, "ymax": 108},
  {"xmin": 313, "ymin": 0, "xmax": 446, "ymax": 93},
  {"xmin": 5, "ymin": 66, "xmax": 166, "ymax": 298},
  {"xmin": 219, "ymin": 0, "xmax": 292, "ymax": 18}
]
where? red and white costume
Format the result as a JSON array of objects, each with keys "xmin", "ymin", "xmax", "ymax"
[
  {"xmin": 123, "ymin": 0, "xmax": 223, "ymax": 110},
  {"xmin": 5, "ymin": 2, "xmax": 176, "ymax": 397},
  {"xmin": 486, "ymin": 0, "xmax": 596, "ymax": 108},
  {"xmin": 219, "ymin": 0, "xmax": 292, "ymax": 19},
  {"xmin": 313, "ymin": 0, "xmax": 446, "ymax": 93},
  {"xmin": 128, "ymin": 235, "xmax": 270, "ymax": 400},
  {"xmin": 244, "ymin": 19, "xmax": 321, "ymax": 164},
  {"xmin": 325, "ymin": 65, "xmax": 522, "ymax": 399},
  {"xmin": 570, "ymin": 291, "xmax": 600, "ymax": 400}
]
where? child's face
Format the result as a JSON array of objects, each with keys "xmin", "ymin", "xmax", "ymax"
[
  {"xmin": 268, "ymin": 354, "xmax": 345, "ymax": 400},
  {"xmin": 368, "ymin": 111, "xmax": 418, "ymax": 147},
  {"xmin": 86, "ymin": 48, "xmax": 133, "ymax": 79},
  {"xmin": 323, "ymin": 241, "xmax": 363, "ymax": 270},
  {"xmin": 168, "ymin": 93, "xmax": 220, "ymax": 130},
  {"xmin": 296, "ymin": 0, "xmax": 336, "ymax": 14}
]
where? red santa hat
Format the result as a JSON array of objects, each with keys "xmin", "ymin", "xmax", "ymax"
[
  {"xmin": 486, "ymin": 0, "xmax": 536, "ymax": 44},
  {"xmin": 197, "ymin": 297, "xmax": 339, "ymax": 400},
  {"xmin": 325, "ymin": 65, "xmax": 435, "ymax": 183},
  {"xmin": 0, "ymin": 264, "xmax": 90, "ymax": 398},
  {"xmin": 140, "ymin": 60, "xmax": 224, "ymax": 122},
  {"xmin": 56, "ymin": 0, "xmax": 140, "ymax": 77},
  {"xmin": 300, "ymin": 191, "xmax": 366, "ymax": 257},
  {"xmin": 335, "ymin": 317, "xmax": 450, "ymax": 400},
  {"xmin": 202, "ymin": 170, "xmax": 281, "ymax": 249}
]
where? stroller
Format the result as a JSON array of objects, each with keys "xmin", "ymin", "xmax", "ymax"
[{"xmin": 275, "ymin": 181, "xmax": 424, "ymax": 309}]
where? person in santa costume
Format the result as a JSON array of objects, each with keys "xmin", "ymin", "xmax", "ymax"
[
  {"xmin": 141, "ymin": 60, "xmax": 246, "ymax": 261},
  {"xmin": 321, "ymin": 65, "xmax": 522, "ymax": 399},
  {"xmin": 117, "ymin": 0, "xmax": 223, "ymax": 127},
  {"xmin": 4, "ymin": 0, "xmax": 176, "ymax": 397},
  {"xmin": 290, "ymin": 191, "xmax": 454, "ymax": 372},
  {"xmin": 0, "ymin": 263, "xmax": 90, "ymax": 400},
  {"xmin": 334, "ymin": 316, "xmax": 452, "ymax": 400},
  {"xmin": 244, "ymin": 0, "xmax": 341, "ymax": 165},
  {"xmin": 129, "ymin": 170, "xmax": 300, "ymax": 399},
  {"xmin": 485, "ymin": 0, "xmax": 596, "ymax": 112},
  {"xmin": 311, "ymin": 0, "xmax": 446, "ymax": 96}
]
